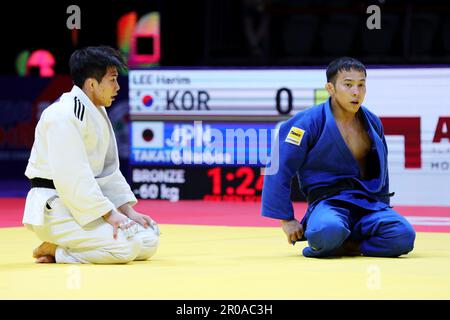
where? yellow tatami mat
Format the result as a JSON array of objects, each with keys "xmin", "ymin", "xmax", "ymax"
[{"xmin": 1, "ymin": 225, "xmax": 450, "ymax": 299}]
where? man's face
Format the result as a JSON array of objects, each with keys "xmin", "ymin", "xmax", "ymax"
[
  {"xmin": 92, "ymin": 66, "xmax": 120, "ymax": 107},
  {"xmin": 327, "ymin": 69, "xmax": 366, "ymax": 114}
]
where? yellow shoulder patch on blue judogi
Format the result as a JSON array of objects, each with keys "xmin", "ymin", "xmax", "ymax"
[{"xmin": 285, "ymin": 127, "xmax": 305, "ymax": 146}]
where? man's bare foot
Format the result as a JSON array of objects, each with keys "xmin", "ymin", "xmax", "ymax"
[
  {"xmin": 33, "ymin": 242, "xmax": 57, "ymax": 263},
  {"xmin": 35, "ymin": 255, "xmax": 56, "ymax": 263}
]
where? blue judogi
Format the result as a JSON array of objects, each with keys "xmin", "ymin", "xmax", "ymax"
[{"xmin": 261, "ymin": 98, "xmax": 415, "ymax": 257}]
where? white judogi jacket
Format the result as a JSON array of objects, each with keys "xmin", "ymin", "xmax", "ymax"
[{"xmin": 23, "ymin": 86, "xmax": 137, "ymax": 227}]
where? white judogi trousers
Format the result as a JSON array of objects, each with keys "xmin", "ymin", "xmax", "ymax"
[{"xmin": 30, "ymin": 197, "xmax": 159, "ymax": 264}]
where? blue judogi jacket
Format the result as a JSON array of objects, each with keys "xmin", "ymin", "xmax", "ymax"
[{"xmin": 261, "ymin": 98, "xmax": 391, "ymax": 221}]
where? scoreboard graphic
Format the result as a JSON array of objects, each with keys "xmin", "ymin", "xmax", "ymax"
[
  {"xmin": 130, "ymin": 121, "xmax": 277, "ymax": 166},
  {"xmin": 129, "ymin": 69, "xmax": 328, "ymax": 118}
]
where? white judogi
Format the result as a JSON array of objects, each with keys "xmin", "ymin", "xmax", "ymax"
[{"xmin": 23, "ymin": 85, "xmax": 159, "ymax": 264}]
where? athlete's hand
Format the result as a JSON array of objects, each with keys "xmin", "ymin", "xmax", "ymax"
[
  {"xmin": 103, "ymin": 210, "xmax": 136, "ymax": 239},
  {"xmin": 118, "ymin": 203, "xmax": 160, "ymax": 236},
  {"xmin": 127, "ymin": 211, "xmax": 159, "ymax": 232},
  {"xmin": 281, "ymin": 219, "xmax": 304, "ymax": 245}
]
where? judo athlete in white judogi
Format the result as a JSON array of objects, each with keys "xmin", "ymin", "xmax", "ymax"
[{"xmin": 23, "ymin": 46, "xmax": 159, "ymax": 264}]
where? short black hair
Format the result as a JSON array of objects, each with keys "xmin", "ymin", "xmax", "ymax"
[
  {"xmin": 326, "ymin": 57, "xmax": 366, "ymax": 84},
  {"xmin": 69, "ymin": 46, "xmax": 126, "ymax": 88}
]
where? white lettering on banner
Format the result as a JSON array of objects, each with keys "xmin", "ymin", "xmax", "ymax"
[
  {"xmin": 166, "ymin": 122, "xmax": 212, "ymax": 148},
  {"xmin": 170, "ymin": 150, "xmax": 232, "ymax": 165},
  {"xmin": 136, "ymin": 184, "xmax": 179, "ymax": 202},
  {"xmin": 138, "ymin": 184, "xmax": 158, "ymax": 199},
  {"xmin": 132, "ymin": 149, "xmax": 172, "ymax": 162},
  {"xmin": 132, "ymin": 169, "xmax": 185, "ymax": 183},
  {"xmin": 160, "ymin": 184, "xmax": 179, "ymax": 202}
]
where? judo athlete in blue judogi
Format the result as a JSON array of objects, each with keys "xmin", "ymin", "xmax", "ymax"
[{"xmin": 261, "ymin": 57, "xmax": 416, "ymax": 258}]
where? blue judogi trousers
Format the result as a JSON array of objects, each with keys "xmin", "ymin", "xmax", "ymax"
[{"xmin": 302, "ymin": 200, "xmax": 416, "ymax": 258}]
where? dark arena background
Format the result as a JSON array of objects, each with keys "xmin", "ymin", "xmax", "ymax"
[{"xmin": 1, "ymin": 0, "xmax": 450, "ymax": 310}]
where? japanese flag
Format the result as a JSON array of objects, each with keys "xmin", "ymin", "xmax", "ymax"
[{"xmin": 132, "ymin": 121, "xmax": 164, "ymax": 148}]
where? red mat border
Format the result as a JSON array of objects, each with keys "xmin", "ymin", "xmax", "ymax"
[{"xmin": 1, "ymin": 198, "xmax": 450, "ymax": 232}]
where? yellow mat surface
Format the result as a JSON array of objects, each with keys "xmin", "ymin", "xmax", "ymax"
[{"xmin": 1, "ymin": 225, "xmax": 450, "ymax": 299}]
